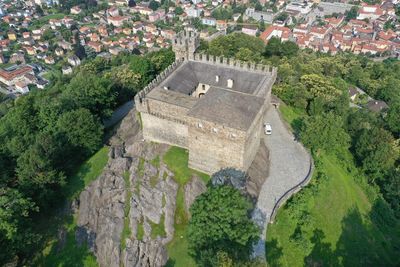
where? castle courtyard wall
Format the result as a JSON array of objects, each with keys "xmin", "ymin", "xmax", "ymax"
[
  {"xmin": 144, "ymin": 98, "xmax": 191, "ymax": 123},
  {"xmin": 141, "ymin": 113, "xmax": 189, "ymax": 148}
]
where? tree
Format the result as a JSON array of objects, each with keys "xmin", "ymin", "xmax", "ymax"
[
  {"xmin": 264, "ymin": 37, "xmax": 282, "ymax": 57},
  {"xmin": 345, "ymin": 6, "xmax": 358, "ymax": 21},
  {"xmin": 56, "ymin": 108, "xmax": 103, "ymax": 155},
  {"xmin": 385, "ymin": 102, "xmax": 400, "ymax": 136},
  {"xmin": 354, "ymin": 127, "xmax": 399, "ymax": 182},
  {"xmin": 300, "ymin": 74, "xmax": 342, "ymax": 114},
  {"xmin": 175, "ymin": 6, "xmax": 183, "ymax": 15},
  {"xmin": 383, "ymin": 169, "xmax": 400, "ymax": 217},
  {"xmin": 212, "ymin": 7, "xmax": 233, "ymax": 20},
  {"xmin": 259, "ymin": 20, "xmax": 266, "ymax": 32},
  {"xmin": 188, "ymin": 185, "xmax": 259, "ymax": 266},
  {"xmin": 208, "ymin": 33, "xmax": 264, "ymax": 60},
  {"xmin": 16, "ymin": 133, "xmax": 67, "ymax": 207},
  {"xmin": 42, "ymin": 29, "xmax": 54, "ymax": 41},
  {"xmin": 300, "ymin": 113, "xmax": 350, "ymax": 153},
  {"xmin": 75, "ymin": 43, "xmax": 87, "ymax": 60},
  {"xmin": 35, "ymin": 5, "xmax": 44, "ymax": 16},
  {"xmin": 128, "ymin": 0, "xmax": 136, "ymax": 7},
  {"xmin": 64, "ymin": 72, "xmax": 116, "ymax": 119},
  {"xmin": 0, "ymin": 188, "xmax": 38, "ymax": 264},
  {"xmin": 280, "ymin": 41, "xmax": 299, "ymax": 57},
  {"xmin": 149, "ymin": 0, "xmax": 160, "ymax": 11}
]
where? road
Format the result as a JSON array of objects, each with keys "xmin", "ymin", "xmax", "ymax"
[{"xmin": 252, "ymin": 106, "xmax": 311, "ymax": 258}]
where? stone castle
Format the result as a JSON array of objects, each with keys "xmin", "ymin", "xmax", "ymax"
[{"xmin": 134, "ymin": 30, "xmax": 277, "ymax": 174}]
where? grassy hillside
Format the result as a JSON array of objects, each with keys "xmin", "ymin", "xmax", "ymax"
[
  {"xmin": 163, "ymin": 147, "xmax": 210, "ymax": 267},
  {"xmin": 266, "ymin": 105, "xmax": 400, "ymax": 267}
]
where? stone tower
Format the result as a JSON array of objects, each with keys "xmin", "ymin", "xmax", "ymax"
[{"xmin": 172, "ymin": 30, "xmax": 200, "ymax": 60}]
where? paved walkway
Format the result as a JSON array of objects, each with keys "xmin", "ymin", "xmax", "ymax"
[{"xmin": 252, "ymin": 106, "xmax": 311, "ymax": 258}]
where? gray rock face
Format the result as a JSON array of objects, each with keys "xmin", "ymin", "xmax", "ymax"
[
  {"xmin": 184, "ymin": 176, "xmax": 207, "ymax": 217},
  {"xmin": 77, "ymin": 165, "xmax": 126, "ymax": 267},
  {"xmin": 129, "ymin": 159, "xmax": 178, "ymax": 246},
  {"xmin": 121, "ymin": 239, "xmax": 168, "ymax": 267},
  {"xmin": 75, "ymin": 109, "xmax": 175, "ymax": 267}
]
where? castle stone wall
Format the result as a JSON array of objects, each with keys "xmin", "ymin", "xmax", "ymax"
[
  {"xmin": 145, "ymin": 98, "xmax": 190, "ymax": 123},
  {"xmin": 141, "ymin": 113, "xmax": 188, "ymax": 148},
  {"xmin": 188, "ymin": 119, "xmax": 246, "ymax": 174},
  {"xmin": 242, "ymin": 107, "xmax": 264, "ymax": 171}
]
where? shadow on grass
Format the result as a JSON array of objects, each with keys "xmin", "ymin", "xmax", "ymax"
[
  {"xmin": 290, "ymin": 117, "xmax": 304, "ymax": 140},
  {"xmin": 33, "ymin": 147, "xmax": 109, "ymax": 266},
  {"xmin": 265, "ymin": 238, "xmax": 283, "ymax": 267},
  {"xmin": 36, "ymin": 215, "xmax": 97, "ymax": 267},
  {"xmin": 165, "ymin": 259, "xmax": 176, "ymax": 267},
  {"xmin": 303, "ymin": 201, "xmax": 400, "ymax": 267}
]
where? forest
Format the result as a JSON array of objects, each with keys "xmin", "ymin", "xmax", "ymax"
[{"xmin": 0, "ymin": 49, "xmax": 174, "ymax": 264}]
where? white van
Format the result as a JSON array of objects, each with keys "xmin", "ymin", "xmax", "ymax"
[{"xmin": 264, "ymin": 123, "xmax": 272, "ymax": 135}]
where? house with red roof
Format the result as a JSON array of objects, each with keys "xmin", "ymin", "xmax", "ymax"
[
  {"xmin": 259, "ymin": 25, "xmax": 291, "ymax": 44},
  {"xmin": 0, "ymin": 66, "xmax": 34, "ymax": 86}
]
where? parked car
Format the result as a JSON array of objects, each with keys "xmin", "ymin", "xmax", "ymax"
[{"xmin": 264, "ymin": 122, "xmax": 272, "ymax": 135}]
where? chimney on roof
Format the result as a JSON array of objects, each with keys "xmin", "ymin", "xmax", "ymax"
[{"xmin": 227, "ymin": 79, "xmax": 233, "ymax": 88}]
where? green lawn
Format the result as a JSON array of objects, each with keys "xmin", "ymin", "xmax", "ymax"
[
  {"xmin": 163, "ymin": 147, "xmax": 210, "ymax": 267},
  {"xmin": 29, "ymin": 13, "xmax": 66, "ymax": 30},
  {"xmin": 266, "ymin": 106, "xmax": 400, "ymax": 267},
  {"xmin": 36, "ymin": 147, "xmax": 109, "ymax": 267}
]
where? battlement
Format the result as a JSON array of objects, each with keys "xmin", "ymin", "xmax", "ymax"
[
  {"xmin": 191, "ymin": 53, "xmax": 278, "ymax": 75},
  {"xmin": 173, "ymin": 30, "xmax": 200, "ymax": 45},
  {"xmin": 134, "ymin": 58, "xmax": 184, "ymax": 106}
]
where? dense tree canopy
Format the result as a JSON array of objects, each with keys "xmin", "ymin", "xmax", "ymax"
[
  {"xmin": 207, "ymin": 33, "xmax": 265, "ymax": 61},
  {"xmin": 0, "ymin": 49, "xmax": 174, "ymax": 264},
  {"xmin": 188, "ymin": 185, "xmax": 259, "ymax": 266}
]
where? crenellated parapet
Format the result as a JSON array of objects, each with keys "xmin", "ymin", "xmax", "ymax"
[
  {"xmin": 134, "ymin": 58, "xmax": 184, "ymax": 107},
  {"xmin": 192, "ymin": 52, "xmax": 278, "ymax": 75},
  {"xmin": 134, "ymin": 54, "xmax": 277, "ymax": 110}
]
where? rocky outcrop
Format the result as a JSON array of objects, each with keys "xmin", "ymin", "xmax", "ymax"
[
  {"xmin": 121, "ymin": 239, "xmax": 168, "ymax": 267},
  {"xmin": 75, "ymin": 110, "xmax": 175, "ymax": 267},
  {"xmin": 129, "ymin": 158, "xmax": 178, "ymax": 246},
  {"xmin": 184, "ymin": 176, "xmax": 207, "ymax": 217},
  {"xmin": 77, "ymin": 150, "xmax": 128, "ymax": 267}
]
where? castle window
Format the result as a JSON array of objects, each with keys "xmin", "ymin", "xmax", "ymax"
[
  {"xmin": 227, "ymin": 79, "xmax": 234, "ymax": 88},
  {"xmin": 202, "ymin": 84, "xmax": 205, "ymax": 90}
]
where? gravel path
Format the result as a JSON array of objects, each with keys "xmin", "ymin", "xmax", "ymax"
[{"xmin": 252, "ymin": 106, "xmax": 311, "ymax": 258}]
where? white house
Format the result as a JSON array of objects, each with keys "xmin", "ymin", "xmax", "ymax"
[{"xmin": 202, "ymin": 17, "xmax": 216, "ymax": 26}]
